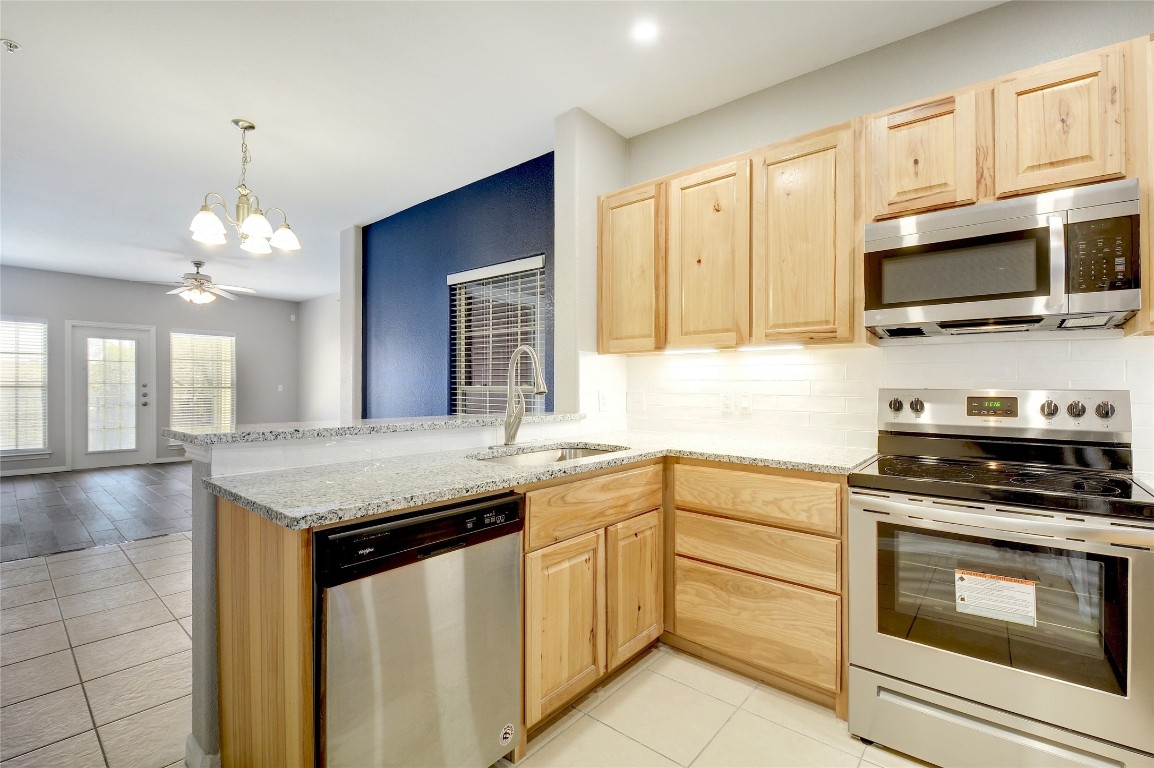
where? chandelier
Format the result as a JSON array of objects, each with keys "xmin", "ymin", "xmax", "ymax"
[{"xmin": 188, "ymin": 119, "xmax": 301, "ymax": 255}]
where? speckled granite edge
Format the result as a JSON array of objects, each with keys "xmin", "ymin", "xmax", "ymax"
[
  {"xmin": 162, "ymin": 412, "xmax": 584, "ymax": 445},
  {"xmin": 203, "ymin": 436, "xmax": 876, "ymax": 530}
]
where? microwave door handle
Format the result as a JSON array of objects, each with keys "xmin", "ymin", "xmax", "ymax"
[{"xmin": 1047, "ymin": 214, "xmax": 1066, "ymax": 310}]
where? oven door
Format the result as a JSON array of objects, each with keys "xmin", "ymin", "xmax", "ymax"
[
  {"xmin": 849, "ymin": 491, "xmax": 1154, "ymax": 754},
  {"xmin": 864, "ymin": 213, "xmax": 1067, "ymax": 327}
]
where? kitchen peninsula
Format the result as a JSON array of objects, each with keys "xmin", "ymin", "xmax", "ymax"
[{"xmin": 166, "ymin": 416, "xmax": 873, "ymax": 767}]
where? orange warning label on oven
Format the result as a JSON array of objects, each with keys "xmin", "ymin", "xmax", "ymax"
[
  {"xmin": 954, "ymin": 570, "xmax": 1034, "ymax": 586},
  {"xmin": 954, "ymin": 569, "xmax": 1037, "ymax": 627}
]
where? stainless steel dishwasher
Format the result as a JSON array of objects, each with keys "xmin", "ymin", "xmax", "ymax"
[{"xmin": 314, "ymin": 493, "xmax": 524, "ymax": 767}]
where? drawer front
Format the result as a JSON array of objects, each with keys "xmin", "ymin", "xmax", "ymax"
[
  {"xmin": 675, "ymin": 509, "xmax": 839, "ymax": 592},
  {"xmin": 527, "ymin": 464, "xmax": 663, "ymax": 550},
  {"xmin": 674, "ymin": 464, "xmax": 839, "ymax": 535},
  {"xmin": 674, "ymin": 556, "xmax": 839, "ymax": 693}
]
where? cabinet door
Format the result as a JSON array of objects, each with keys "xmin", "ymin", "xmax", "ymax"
[
  {"xmin": 666, "ymin": 160, "xmax": 751, "ymax": 348},
  {"xmin": 675, "ymin": 556, "xmax": 840, "ymax": 693},
  {"xmin": 995, "ymin": 48, "xmax": 1124, "ymax": 197},
  {"xmin": 867, "ymin": 92, "xmax": 978, "ymax": 219},
  {"xmin": 606, "ymin": 510, "xmax": 663, "ymax": 671},
  {"xmin": 599, "ymin": 184, "xmax": 665, "ymax": 353},
  {"xmin": 751, "ymin": 126, "xmax": 854, "ymax": 342},
  {"xmin": 524, "ymin": 530, "xmax": 604, "ymax": 727}
]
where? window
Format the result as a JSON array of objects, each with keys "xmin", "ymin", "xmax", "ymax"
[
  {"xmin": 0, "ymin": 318, "xmax": 48, "ymax": 453},
  {"xmin": 170, "ymin": 332, "xmax": 235, "ymax": 435},
  {"xmin": 449, "ymin": 256, "xmax": 544, "ymax": 415}
]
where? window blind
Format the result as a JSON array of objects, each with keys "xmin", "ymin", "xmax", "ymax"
[
  {"xmin": 0, "ymin": 319, "xmax": 48, "ymax": 452},
  {"xmin": 170, "ymin": 332, "xmax": 235, "ymax": 434},
  {"xmin": 449, "ymin": 265, "xmax": 544, "ymax": 415}
]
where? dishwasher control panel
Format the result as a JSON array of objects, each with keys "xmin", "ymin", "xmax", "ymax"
[{"xmin": 314, "ymin": 492, "xmax": 524, "ymax": 588}]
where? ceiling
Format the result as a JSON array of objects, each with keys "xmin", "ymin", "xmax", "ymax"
[{"xmin": 0, "ymin": 1, "xmax": 999, "ymax": 301}]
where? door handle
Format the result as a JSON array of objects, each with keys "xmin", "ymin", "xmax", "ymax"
[{"xmin": 1046, "ymin": 214, "xmax": 1066, "ymax": 311}]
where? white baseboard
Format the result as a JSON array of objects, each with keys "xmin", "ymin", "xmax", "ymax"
[
  {"xmin": 1, "ymin": 464, "xmax": 68, "ymax": 478},
  {"xmin": 184, "ymin": 732, "xmax": 220, "ymax": 768}
]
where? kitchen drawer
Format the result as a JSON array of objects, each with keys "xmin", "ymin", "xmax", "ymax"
[
  {"xmin": 674, "ymin": 464, "xmax": 839, "ymax": 535},
  {"xmin": 527, "ymin": 464, "xmax": 663, "ymax": 551},
  {"xmin": 674, "ymin": 556, "xmax": 839, "ymax": 693},
  {"xmin": 675, "ymin": 509, "xmax": 839, "ymax": 592}
]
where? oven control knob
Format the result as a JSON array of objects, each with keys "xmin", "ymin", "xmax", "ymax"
[
  {"xmin": 1067, "ymin": 401, "xmax": 1086, "ymax": 418},
  {"xmin": 1096, "ymin": 401, "xmax": 1116, "ymax": 419},
  {"xmin": 1040, "ymin": 400, "xmax": 1059, "ymax": 418},
  {"xmin": 888, "ymin": 397, "xmax": 904, "ymax": 413},
  {"xmin": 909, "ymin": 397, "xmax": 925, "ymax": 414}
]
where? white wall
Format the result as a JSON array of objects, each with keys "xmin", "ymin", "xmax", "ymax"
[
  {"xmin": 0, "ymin": 266, "xmax": 300, "ymax": 472},
  {"xmin": 626, "ymin": 1, "xmax": 1154, "ymax": 183},
  {"xmin": 298, "ymin": 293, "xmax": 341, "ymax": 421}
]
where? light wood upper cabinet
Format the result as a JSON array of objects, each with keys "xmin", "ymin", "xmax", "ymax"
[
  {"xmin": 995, "ymin": 47, "xmax": 1124, "ymax": 197},
  {"xmin": 867, "ymin": 92, "xmax": 979, "ymax": 219},
  {"xmin": 666, "ymin": 160, "xmax": 751, "ymax": 348},
  {"xmin": 598, "ymin": 184, "xmax": 665, "ymax": 353},
  {"xmin": 751, "ymin": 125, "xmax": 854, "ymax": 342},
  {"xmin": 524, "ymin": 529, "xmax": 605, "ymax": 727},
  {"xmin": 606, "ymin": 510, "xmax": 663, "ymax": 671}
]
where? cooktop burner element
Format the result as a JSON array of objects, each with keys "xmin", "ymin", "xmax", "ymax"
[{"xmin": 850, "ymin": 389, "xmax": 1154, "ymax": 520}]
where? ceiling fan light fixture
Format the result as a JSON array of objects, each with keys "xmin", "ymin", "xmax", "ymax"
[
  {"xmin": 269, "ymin": 223, "xmax": 301, "ymax": 251},
  {"xmin": 240, "ymin": 235, "xmax": 272, "ymax": 255},
  {"xmin": 179, "ymin": 288, "xmax": 216, "ymax": 305},
  {"xmin": 191, "ymin": 119, "xmax": 300, "ymax": 254}
]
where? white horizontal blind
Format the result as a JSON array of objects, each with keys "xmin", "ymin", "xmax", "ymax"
[
  {"xmin": 0, "ymin": 319, "xmax": 48, "ymax": 452},
  {"xmin": 450, "ymin": 266, "xmax": 544, "ymax": 415},
  {"xmin": 170, "ymin": 332, "xmax": 235, "ymax": 435}
]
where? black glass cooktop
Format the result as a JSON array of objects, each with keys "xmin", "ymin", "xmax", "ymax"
[{"xmin": 850, "ymin": 455, "xmax": 1154, "ymax": 519}]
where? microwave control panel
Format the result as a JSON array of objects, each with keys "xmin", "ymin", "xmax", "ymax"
[{"xmin": 1067, "ymin": 217, "xmax": 1138, "ymax": 293}]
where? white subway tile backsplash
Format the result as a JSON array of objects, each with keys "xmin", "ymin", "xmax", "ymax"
[
  {"xmin": 777, "ymin": 395, "xmax": 845, "ymax": 413},
  {"xmin": 881, "ymin": 364, "xmax": 926, "ymax": 387},
  {"xmin": 809, "ymin": 412, "xmax": 876, "ymax": 431},
  {"xmin": 810, "ymin": 380, "xmax": 875, "ymax": 397},
  {"xmin": 749, "ymin": 410, "xmax": 810, "ymax": 428}
]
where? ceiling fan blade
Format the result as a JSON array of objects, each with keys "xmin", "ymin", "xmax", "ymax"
[
  {"xmin": 215, "ymin": 285, "xmax": 257, "ymax": 294},
  {"xmin": 207, "ymin": 286, "xmax": 238, "ymax": 300},
  {"xmin": 166, "ymin": 287, "xmax": 189, "ymax": 295}
]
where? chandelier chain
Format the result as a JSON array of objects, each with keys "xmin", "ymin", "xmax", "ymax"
[{"xmin": 237, "ymin": 128, "xmax": 251, "ymax": 190}]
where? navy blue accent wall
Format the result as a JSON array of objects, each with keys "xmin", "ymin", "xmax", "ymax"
[{"xmin": 362, "ymin": 153, "xmax": 554, "ymax": 417}]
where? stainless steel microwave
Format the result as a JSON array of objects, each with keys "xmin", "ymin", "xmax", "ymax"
[{"xmin": 863, "ymin": 179, "xmax": 1141, "ymax": 340}]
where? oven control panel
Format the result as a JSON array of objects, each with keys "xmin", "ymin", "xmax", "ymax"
[{"xmin": 879, "ymin": 389, "xmax": 1131, "ymax": 442}]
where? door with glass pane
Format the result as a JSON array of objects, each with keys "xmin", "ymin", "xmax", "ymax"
[{"xmin": 70, "ymin": 325, "xmax": 155, "ymax": 469}]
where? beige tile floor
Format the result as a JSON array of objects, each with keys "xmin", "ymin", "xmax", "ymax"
[
  {"xmin": 2, "ymin": 531, "xmax": 933, "ymax": 768},
  {"xmin": 0, "ymin": 533, "xmax": 191, "ymax": 767},
  {"xmin": 508, "ymin": 646, "xmax": 935, "ymax": 768}
]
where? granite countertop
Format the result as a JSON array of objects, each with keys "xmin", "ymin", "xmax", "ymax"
[
  {"xmin": 162, "ymin": 412, "xmax": 584, "ymax": 445},
  {"xmin": 203, "ymin": 430, "xmax": 876, "ymax": 530}
]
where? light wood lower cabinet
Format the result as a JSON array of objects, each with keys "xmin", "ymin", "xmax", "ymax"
[
  {"xmin": 524, "ymin": 529, "xmax": 605, "ymax": 727},
  {"xmin": 674, "ymin": 556, "xmax": 840, "ymax": 693},
  {"xmin": 606, "ymin": 510, "xmax": 663, "ymax": 671}
]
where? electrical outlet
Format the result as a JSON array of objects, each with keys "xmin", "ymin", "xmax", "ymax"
[
  {"xmin": 721, "ymin": 392, "xmax": 734, "ymax": 413},
  {"xmin": 598, "ymin": 390, "xmax": 609, "ymax": 412}
]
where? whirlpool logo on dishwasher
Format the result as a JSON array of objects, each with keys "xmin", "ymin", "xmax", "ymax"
[{"xmin": 357, "ymin": 547, "xmax": 374, "ymax": 556}]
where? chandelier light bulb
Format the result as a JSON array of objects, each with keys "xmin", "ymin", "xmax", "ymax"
[
  {"xmin": 239, "ymin": 210, "xmax": 273, "ymax": 239},
  {"xmin": 269, "ymin": 223, "xmax": 301, "ymax": 251},
  {"xmin": 189, "ymin": 205, "xmax": 226, "ymax": 236},
  {"xmin": 192, "ymin": 230, "xmax": 227, "ymax": 246},
  {"xmin": 241, "ymin": 235, "xmax": 272, "ymax": 255},
  {"xmin": 190, "ymin": 289, "xmax": 216, "ymax": 304}
]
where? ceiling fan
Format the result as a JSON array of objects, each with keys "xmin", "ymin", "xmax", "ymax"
[{"xmin": 166, "ymin": 261, "xmax": 257, "ymax": 304}]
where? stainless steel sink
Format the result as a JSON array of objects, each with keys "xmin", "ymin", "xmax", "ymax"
[{"xmin": 472, "ymin": 444, "xmax": 627, "ymax": 466}]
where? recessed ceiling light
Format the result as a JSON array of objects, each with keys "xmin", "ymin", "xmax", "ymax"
[{"xmin": 630, "ymin": 20, "xmax": 659, "ymax": 45}]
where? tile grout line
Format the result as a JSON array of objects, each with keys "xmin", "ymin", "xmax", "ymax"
[
  {"xmin": 735, "ymin": 683, "xmax": 868, "ymax": 760},
  {"xmin": 686, "ymin": 703, "xmax": 741, "ymax": 768}
]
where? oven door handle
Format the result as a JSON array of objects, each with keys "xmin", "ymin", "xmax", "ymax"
[
  {"xmin": 852, "ymin": 494, "xmax": 1154, "ymax": 549},
  {"xmin": 1046, "ymin": 213, "xmax": 1067, "ymax": 311}
]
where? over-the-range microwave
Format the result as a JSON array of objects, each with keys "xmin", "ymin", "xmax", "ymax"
[{"xmin": 863, "ymin": 178, "xmax": 1141, "ymax": 340}]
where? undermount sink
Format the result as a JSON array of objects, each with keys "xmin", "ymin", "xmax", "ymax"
[{"xmin": 472, "ymin": 443, "xmax": 628, "ymax": 466}]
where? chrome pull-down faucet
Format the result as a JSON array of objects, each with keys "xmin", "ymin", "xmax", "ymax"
[{"xmin": 504, "ymin": 345, "xmax": 548, "ymax": 445}]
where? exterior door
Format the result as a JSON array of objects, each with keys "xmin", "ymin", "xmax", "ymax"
[{"xmin": 70, "ymin": 324, "xmax": 155, "ymax": 469}]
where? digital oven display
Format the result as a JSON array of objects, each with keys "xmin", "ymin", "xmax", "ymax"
[{"xmin": 967, "ymin": 397, "xmax": 1018, "ymax": 417}]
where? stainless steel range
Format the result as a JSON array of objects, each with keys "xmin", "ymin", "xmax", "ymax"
[{"xmin": 848, "ymin": 389, "xmax": 1154, "ymax": 767}]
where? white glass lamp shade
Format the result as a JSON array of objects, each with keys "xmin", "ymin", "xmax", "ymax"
[
  {"xmin": 269, "ymin": 223, "xmax": 301, "ymax": 250},
  {"xmin": 180, "ymin": 288, "xmax": 216, "ymax": 304},
  {"xmin": 190, "ymin": 206, "xmax": 226, "ymax": 235},
  {"xmin": 240, "ymin": 235, "xmax": 272, "ymax": 255},
  {"xmin": 239, "ymin": 209, "xmax": 273, "ymax": 238},
  {"xmin": 192, "ymin": 230, "xmax": 227, "ymax": 245}
]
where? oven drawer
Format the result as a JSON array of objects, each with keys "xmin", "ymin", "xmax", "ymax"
[
  {"xmin": 674, "ymin": 556, "xmax": 839, "ymax": 692},
  {"xmin": 675, "ymin": 509, "xmax": 839, "ymax": 592},
  {"xmin": 526, "ymin": 464, "xmax": 662, "ymax": 550},
  {"xmin": 674, "ymin": 464, "xmax": 840, "ymax": 535}
]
